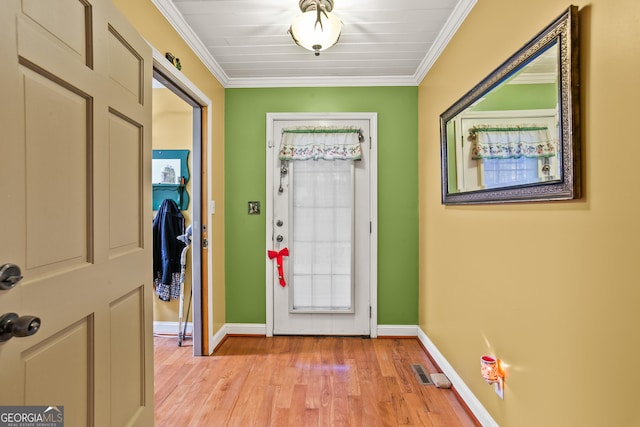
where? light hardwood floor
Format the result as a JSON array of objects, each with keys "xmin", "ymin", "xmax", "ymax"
[{"xmin": 154, "ymin": 335, "xmax": 479, "ymax": 426}]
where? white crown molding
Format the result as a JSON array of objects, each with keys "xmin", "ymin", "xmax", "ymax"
[
  {"xmin": 413, "ymin": 0, "xmax": 478, "ymax": 85},
  {"xmin": 225, "ymin": 75, "xmax": 419, "ymax": 89},
  {"xmin": 151, "ymin": 0, "xmax": 229, "ymax": 86}
]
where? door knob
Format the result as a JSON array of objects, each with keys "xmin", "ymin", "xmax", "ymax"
[
  {"xmin": 0, "ymin": 313, "xmax": 41, "ymax": 342},
  {"xmin": 0, "ymin": 264, "xmax": 23, "ymax": 290},
  {"xmin": 276, "ymin": 235, "xmax": 284, "ymax": 242}
]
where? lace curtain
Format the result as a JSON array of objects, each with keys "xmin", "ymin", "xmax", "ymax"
[
  {"xmin": 471, "ymin": 125, "xmax": 555, "ymax": 160},
  {"xmin": 279, "ymin": 126, "xmax": 363, "ymax": 161}
]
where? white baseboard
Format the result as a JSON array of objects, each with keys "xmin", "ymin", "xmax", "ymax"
[
  {"xmin": 417, "ymin": 328, "xmax": 498, "ymax": 427},
  {"xmin": 209, "ymin": 325, "xmax": 227, "ymax": 354},
  {"xmin": 222, "ymin": 323, "xmax": 268, "ymax": 335},
  {"xmin": 377, "ymin": 325, "xmax": 419, "ymax": 337},
  {"xmin": 217, "ymin": 324, "xmax": 418, "ymax": 338},
  {"xmin": 153, "ymin": 321, "xmax": 193, "ymax": 335}
]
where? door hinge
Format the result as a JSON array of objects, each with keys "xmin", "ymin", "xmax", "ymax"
[
  {"xmin": 370, "ymin": 306, "xmax": 372, "ymax": 318},
  {"xmin": 370, "ymin": 221, "xmax": 372, "ymax": 234},
  {"xmin": 369, "ymin": 136, "xmax": 372, "ymax": 149},
  {"xmin": 202, "ymin": 238, "xmax": 208, "ymax": 248}
]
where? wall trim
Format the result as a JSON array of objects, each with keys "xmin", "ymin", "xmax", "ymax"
[
  {"xmin": 413, "ymin": 0, "xmax": 478, "ymax": 84},
  {"xmin": 151, "ymin": 0, "xmax": 229, "ymax": 86},
  {"xmin": 223, "ymin": 323, "xmax": 268, "ymax": 336},
  {"xmin": 214, "ymin": 324, "xmax": 419, "ymax": 339},
  {"xmin": 226, "ymin": 75, "xmax": 419, "ymax": 89},
  {"xmin": 377, "ymin": 325, "xmax": 419, "ymax": 337},
  {"xmin": 153, "ymin": 321, "xmax": 193, "ymax": 335},
  {"xmin": 417, "ymin": 328, "xmax": 498, "ymax": 427}
]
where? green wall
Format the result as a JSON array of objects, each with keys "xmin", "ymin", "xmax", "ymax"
[
  {"xmin": 471, "ymin": 83, "xmax": 557, "ymax": 111},
  {"xmin": 225, "ymin": 86, "xmax": 418, "ymax": 325}
]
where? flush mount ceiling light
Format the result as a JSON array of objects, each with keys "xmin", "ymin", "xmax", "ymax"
[{"xmin": 289, "ymin": 0, "xmax": 342, "ymax": 56}]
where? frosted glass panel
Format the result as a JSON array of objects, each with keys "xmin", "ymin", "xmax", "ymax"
[
  {"xmin": 291, "ymin": 160, "xmax": 354, "ymax": 312},
  {"xmin": 292, "ymin": 275, "xmax": 312, "ymax": 307},
  {"xmin": 483, "ymin": 157, "xmax": 539, "ymax": 188}
]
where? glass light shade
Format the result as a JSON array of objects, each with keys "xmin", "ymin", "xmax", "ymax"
[{"xmin": 289, "ymin": 10, "xmax": 342, "ymax": 55}]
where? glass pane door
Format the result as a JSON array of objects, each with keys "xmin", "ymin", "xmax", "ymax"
[{"xmin": 290, "ymin": 159, "xmax": 354, "ymax": 312}]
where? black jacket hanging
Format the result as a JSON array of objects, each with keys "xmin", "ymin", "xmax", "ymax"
[{"xmin": 152, "ymin": 199, "xmax": 185, "ymax": 301}]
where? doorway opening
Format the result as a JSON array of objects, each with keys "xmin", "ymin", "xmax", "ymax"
[{"xmin": 151, "ymin": 51, "xmax": 210, "ymax": 355}]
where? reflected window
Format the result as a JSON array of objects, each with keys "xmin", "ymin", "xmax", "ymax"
[{"xmin": 483, "ymin": 157, "xmax": 539, "ymax": 188}]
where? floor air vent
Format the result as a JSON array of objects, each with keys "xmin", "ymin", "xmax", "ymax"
[{"xmin": 411, "ymin": 364, "xmax": 434, "ymax": 385}]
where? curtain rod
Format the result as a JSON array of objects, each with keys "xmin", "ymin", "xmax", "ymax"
[
  {"xmin": 472, "ymin": 126, "xmax": 548, "ymax": 132},
  {"xmin": 282, "ymin": 128, "xmax": 361, "ymax": 134}
]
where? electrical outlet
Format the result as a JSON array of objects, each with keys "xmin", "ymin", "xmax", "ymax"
[{"xmin": 494, "ymin": 377, "xmax": 504, "ymax": 400}]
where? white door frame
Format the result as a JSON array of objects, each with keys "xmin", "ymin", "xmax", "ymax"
[
  {"xmin": 265, "ymin": 112, "xmax": 378, "ymax": 337},
  {"xmin": 152, "ymin": 48, "xmax": 215, "ymax": 355}
]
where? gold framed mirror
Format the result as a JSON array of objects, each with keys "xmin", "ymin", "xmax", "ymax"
[{"xmin": 440, "ymin": 6, "xmax": 580, "ymax": 204}]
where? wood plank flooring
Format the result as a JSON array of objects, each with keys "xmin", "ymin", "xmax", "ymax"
[{"xmin": 154, "ymin": 335, "xmax": 479, "ymax": 427}]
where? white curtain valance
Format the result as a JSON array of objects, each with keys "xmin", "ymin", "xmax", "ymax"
[
  {"xmin": 279, "ymin": 126, "xmax": 363, "ymax": 161},
  {"xmin": 471, "ymin": 125, "xmax": 555, "ymax": 159}
]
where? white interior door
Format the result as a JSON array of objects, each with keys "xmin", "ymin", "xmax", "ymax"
[
  {"xmin": 267, "ymin": 115, "xmax": 376, "ymax": 336},
  {"xmin": 0, "ymin": 1, "xmax": 153, "ymax": 425}
]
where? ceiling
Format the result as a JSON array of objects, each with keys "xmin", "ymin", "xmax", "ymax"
[{"xmin": 152, "ymin": 0, "xmax": 477, "ymax": 88}]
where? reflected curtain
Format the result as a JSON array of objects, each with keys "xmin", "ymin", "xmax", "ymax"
[{"xmin": 471, "ymin": 125, "xmax": 555, "ymax": 160}]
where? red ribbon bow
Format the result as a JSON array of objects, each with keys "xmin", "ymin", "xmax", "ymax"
[{"xmin": 268, "ymin": 247, "xmax": 289, "ymax": 287}]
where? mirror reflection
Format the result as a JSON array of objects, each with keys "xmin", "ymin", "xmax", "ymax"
[
  {"xmin": 446, "ymin": 42, "xmax": 559, "ymax": 193},
  {"xmin": 440, "ymin": 6, "xmax": 580, "ymax": 205}
]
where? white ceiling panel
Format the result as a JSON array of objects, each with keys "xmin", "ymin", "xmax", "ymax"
[{"xmin": 152, "ymin": 0, "xmax": 478, "ymax": 87}]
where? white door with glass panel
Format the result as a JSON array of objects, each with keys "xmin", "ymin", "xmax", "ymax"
[{"xmin": 267, "ymin": 115, "xmax": 376, "ymax": 336}]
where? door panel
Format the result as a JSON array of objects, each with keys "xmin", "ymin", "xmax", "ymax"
[
  {"xmin": 107, "ymin": 26, "xmax": 144, "ymax": 103},
  {"xmin": 270, "ymin": 118, "xmax": 371, "ymax": 335},
  {"xmin": 0, "ymin": 1, "xmax": 153, "ymax": 425},
  {"xmin": 23, "ymin": 317, "xmax": 92, "ymax": 426},
  {"xmin": 21, "ymin": 0, "xmax": 91, "ymax": 64},
  {"xmin": 110, "ymin": 287, "xmax": 145, "ymax": 426},
  {"xmin": 108, "ymin": 111, "xmax": 142, "ymax": 253},
  {"xmin": 23, "ymin": 66, "xmax": 90, "ymax": 272}
]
